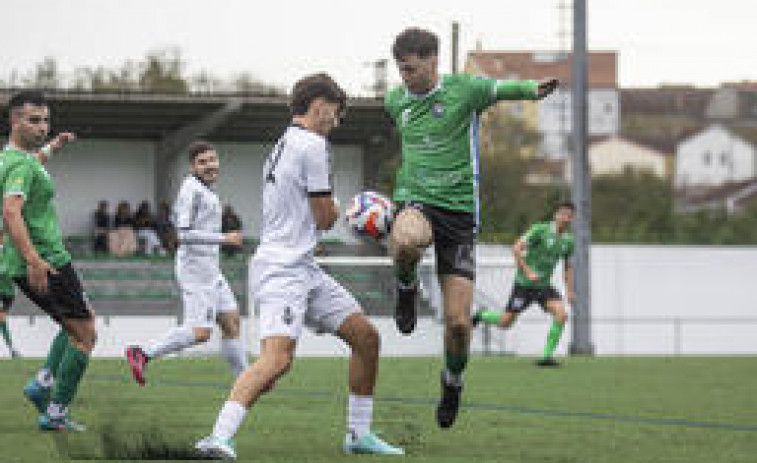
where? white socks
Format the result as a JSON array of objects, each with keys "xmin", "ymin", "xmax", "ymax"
[
  {"xmin": 347, "ymin": 394, "xmax": 374, "ymax": 439},
  {"xmin": 213, "ymin": 401, "xmax": 248, "ymax": 440},
  {"xmin": 144, "ymin": 326, "xmax": 197, "ymax": 359},
  {"xmin": 444, "ymin": 369, "xmax": 463, "ymax": 387},
  {"xmin": 221, "ymin": 338, "xmax": 248, "ymax": 377}
]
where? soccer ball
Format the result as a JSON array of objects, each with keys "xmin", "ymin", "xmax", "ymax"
[{"xmin": 345, "ymin": 191, "xmax": 394, "ymax": 240}]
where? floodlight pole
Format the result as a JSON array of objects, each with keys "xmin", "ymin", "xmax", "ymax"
[{"xmin": 569, "ymin": 0, "xmax": 595, "ymax": 355}]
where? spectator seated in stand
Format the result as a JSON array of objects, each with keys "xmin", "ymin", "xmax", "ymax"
[
  {"xmin": 109, "ymin": 201, "xmax": 137, "ymax": 257},
  {"xmin": 92, "ymin": 200, "xmax": 111, "ymax": 254}
]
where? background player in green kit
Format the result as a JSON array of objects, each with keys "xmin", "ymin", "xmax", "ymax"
[
  {"xmin": 0, "ymin": 131, "xmax": 75, "ymax": 359},
  {"xmin": 385, "ymin": 28, "xmax": 558, "ymax": 428},
  {"xmin": 473, "ymin": 202, "xmax": 576, "ymax": 367},
  {"xmin": 2, "ymin": 91, "xmax": 95, "ymax": 431}
]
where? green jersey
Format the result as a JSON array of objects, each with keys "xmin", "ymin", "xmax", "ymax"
[
  {"xmin": 515, "ymin": 222, "xmax": 574, "ymax": 288},
  {"xmin": 0, "ymin": 148, "xmax": 70, "ymax": 277},
  {"xmin": 385, "ymin": 74, "xmax": 538, "ymax": 213}
]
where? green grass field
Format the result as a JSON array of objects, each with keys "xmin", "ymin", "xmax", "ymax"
[{"xmin": 1, "ymin": 356, "xmax": 755, "ymax": 462}]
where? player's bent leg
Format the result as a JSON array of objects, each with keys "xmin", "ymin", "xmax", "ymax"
[
  {"xmin": 389, "ymin": 208, "xmax": 432, "ymax": 335},
  {"xmin": 217, "ymin": 311, "xmax": 248, "ymax": 377},
  {"xmin": 337, "ymin": 312, "xmax": 379, "ymax": 395},
  {"xmin": 336, "ymin": 312, "xmax": 404, "ymax": 456},
  {"xmin": 437, "ymin": 274, "xmax": 474, "ymax": 429},
  {"xmin": 197, "ymin": 336, "xmax": 295, "ymax": 459},
  {"xmin": 128, "ymin": 322, "xmax": 208, "ymax": 385},
  {"xmin": 537, "ymin": 300, "xmax": 568, "ymax": 367}
]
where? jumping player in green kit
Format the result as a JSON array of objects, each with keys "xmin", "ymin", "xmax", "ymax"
[
  {"xmin": 385, "ymin": 28, "xmax": 558, "ymax": 428},
  {"xmin": 473, "ymin": 202, "xmax": 576, "ymax": 367}
]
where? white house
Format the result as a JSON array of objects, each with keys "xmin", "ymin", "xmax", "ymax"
[
  {"xmin": 539, "ymin": 88, "xmax": 621, "ymax": 159},
  {"xmin": 675, "ymin": 124, "xmax": 756, "ymax": 188},
  {"xmin": 588, "ymin": 136, "xmax": 668, "ymax": 177}
]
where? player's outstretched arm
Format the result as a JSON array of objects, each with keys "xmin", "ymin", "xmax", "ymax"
[{"xmin": 37, "ymin": 132, "xmax": 76, "ymax": 164}]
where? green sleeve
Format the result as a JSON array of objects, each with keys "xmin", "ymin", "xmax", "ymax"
[
  {"xmin": 521, "ymin": 224, "xmax": 542, "ymax": 246},
  {"xmin": 464, "ymin": 75, "xmax": 500, "ymax": 111},
  {"xmin": 4, "ymin": 162, "xmax": 34, "ymax": 198},
  {"xmin": 465, "ymin": 75, "xmax": 540, "ymax": 111},
  {"xmin": 495, "ymin": 80, "xmax": 539, "ymax": 101}
]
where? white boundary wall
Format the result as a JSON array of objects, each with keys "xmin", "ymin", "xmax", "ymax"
[{"xmin": 3, "ymin": 245, "xmax": 757, "ymax": 358}]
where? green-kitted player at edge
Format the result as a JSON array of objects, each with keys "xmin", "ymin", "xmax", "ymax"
[
  {"xmin": 385, "ymin": 27, "xmax": 559, "ymax": 428},
  {"xmin": 473, "ymin": 201, "xmax": 576, "ymax": 367}
]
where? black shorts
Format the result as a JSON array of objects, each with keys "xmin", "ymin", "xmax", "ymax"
[
  {"xmin": 0, "ymin": 295, "xmax": 14, "ymax": 312},
  {"xmin": 14, "ymin": 262, "xmax": 91, "ymax": 323},
  {"xmin": 506, "ymin": 284, "xmax": 562, "ymax": 313},
  {"xmin": 400, "ymin": 202, "xmax": 476, "ymax": 281}
]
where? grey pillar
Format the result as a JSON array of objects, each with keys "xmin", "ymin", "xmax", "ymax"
[{"xmin": 569, "ymin": 0, "xmax": 595, "ymax": 355}]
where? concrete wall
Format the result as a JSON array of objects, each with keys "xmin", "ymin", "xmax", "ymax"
[
  {"xmin": 47, "ymin": 139, "xmax": 157, "ymax": 236},
  {"xmin": 3, "ymin": 245, "xmax": 757, "ymax": 358}
]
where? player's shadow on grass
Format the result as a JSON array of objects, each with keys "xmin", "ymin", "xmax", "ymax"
[{"xmin": 52, "ymin": 406, "xmax": 206, "ymax": 460}]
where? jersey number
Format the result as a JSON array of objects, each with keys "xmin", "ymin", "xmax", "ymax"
[{"xmin": 265, "ymin": 140, "xmax": 287, "ymax": 183}]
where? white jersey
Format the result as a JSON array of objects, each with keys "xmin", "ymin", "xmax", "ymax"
[
  {"xmin": 254, "ymin": 124, "xmax": 332, "ymax": 265},
  {"xmin": 173, "ymin": 174, "xmax": 225, "ymax": 284}
]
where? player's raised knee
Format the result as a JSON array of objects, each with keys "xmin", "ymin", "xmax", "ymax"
[{"xmin": 391, "ymin": 207, "xmax": 432, "ymax": 249}]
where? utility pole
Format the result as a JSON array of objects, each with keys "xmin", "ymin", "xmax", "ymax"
[
  {"xmin": 569, "ymin": 0, "xmax": 595, "ymax": 355},
  {"xmin": 451, "ymin": 22, "xmax": 460, "ymax": 74}
]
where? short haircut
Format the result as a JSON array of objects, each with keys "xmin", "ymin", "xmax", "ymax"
[
  {"xmin": 188, "ymin": 140, "xmax": 215, "ymax": 162},
  {"xmin": 555, "ymin": 200, "xmax": 576, "ymax": 212},
  {"xmin": 290, "ymin": 73, "xmax": 347, "ymax": 116},
  {"xmin": 392, "ymin": 28, "xmax": 439, "ymax": 61},
  {"xmin": 8, "ymin": 90, "xmax": 47, "ymax": 116}
]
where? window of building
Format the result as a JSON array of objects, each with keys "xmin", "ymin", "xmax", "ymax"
[{"xmin": 703, "ymin": 151, "xmax": 711, "ymax": 166}]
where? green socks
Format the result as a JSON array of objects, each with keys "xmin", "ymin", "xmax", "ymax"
[
  {"xmin": 50, "ymin": 344, "xmax": 89, "ymax": 407},
  {"xmin": 44, "ymin": 329, "xmax": 70, "ymax": 375},
  {"xmin": 395, "ymin": 266, "xmax": 417, "ymax": 287},
  {"xmin": 474, "ymin": 309, "xmax": 503, "ymax": 326},
  {"xmin": 0, "ymin": 320, "xmax": 13, "ymax": 351},
  {"xmin": 542, "ymin": 321, "xmax": 565, "ymax": 360},
  {"xmin": 445, "ymin": 351, "xmax": 469, "ymax": 376}
]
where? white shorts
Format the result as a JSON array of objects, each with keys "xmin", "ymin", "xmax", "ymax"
[
  {"xmin": 180, "ymin": 276, "xmax": 238, "ymax": 328},
  {"xmin": 250, "ymin": 259, "xmax": 360, "ymax": 340}
]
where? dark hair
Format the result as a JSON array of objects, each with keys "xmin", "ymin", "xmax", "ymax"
[
  {"xmin": 555, "ymin": 200, "xmax": 576, "ymax": 212},
  {"xmin": 188, "ymin": 140, "xmax": 215, "ymax": 162},
  {"xmin": 392, "ymin": 28, "xmax": 439, "ymax": 61},
  {"xmin": 290, "ymin": 73, "xmax": 347, "ymax": 116},
  {"xmin": 8, "ymin": 90, "xmax": 47, "ymax": 116}
]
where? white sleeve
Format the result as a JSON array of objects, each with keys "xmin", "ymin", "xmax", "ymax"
[
  {"xmin": 173, "ymin": 179, "xmax": 225, "ymax": 244},
  {"xmin": 304, "ymin": 140, "xmax": 332, "ymax": 196}
]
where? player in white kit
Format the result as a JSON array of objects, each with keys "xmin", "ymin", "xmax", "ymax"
[
  {"xmin": 195, "ymin": 74, "xmax": 404, "ymax": 459},
  {"xmin": 125, "ymin": 141, "xmax": 248, "ymax": 385}
]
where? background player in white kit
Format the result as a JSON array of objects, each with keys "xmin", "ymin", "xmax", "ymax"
[
  {"xmin": 195, "ymin": 73, "xmax": 403, "ymax": 459},
  {"xmin": 125, "ymin": 141, "xmax": 247, "ymax": 385}
]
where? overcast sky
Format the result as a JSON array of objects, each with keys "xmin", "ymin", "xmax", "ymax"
[{"xmin": 3, "ymin": 0, "xmax": 756, "ymax": 95}]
